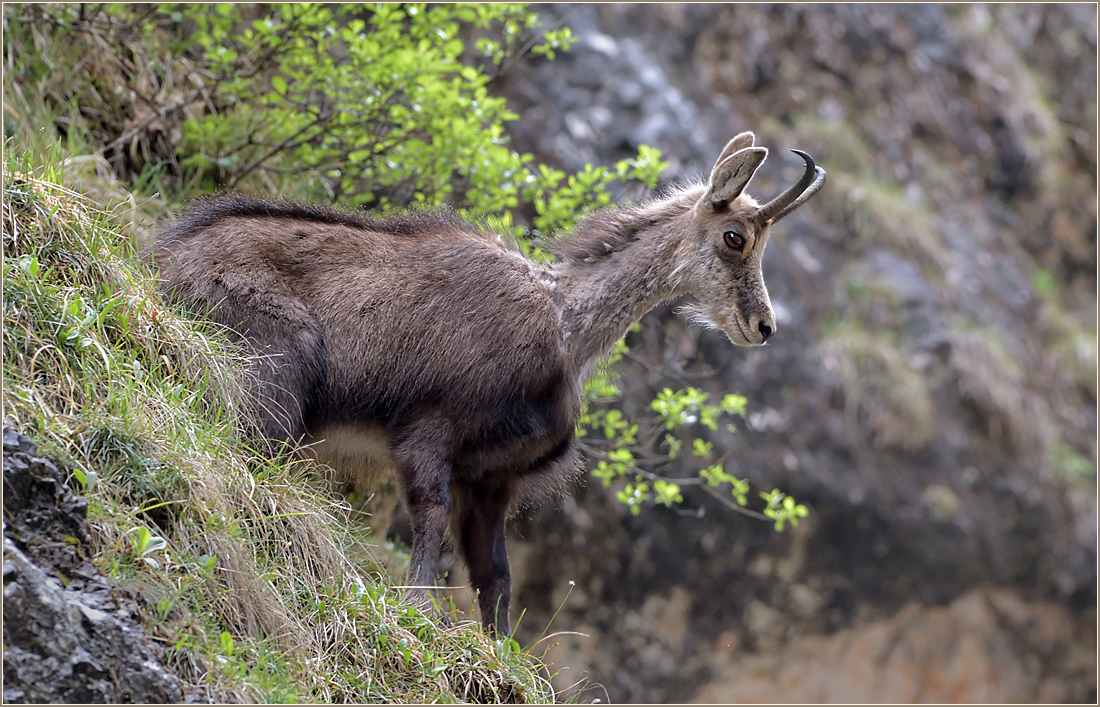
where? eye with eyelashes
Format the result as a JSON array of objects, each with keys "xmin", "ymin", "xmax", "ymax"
[{"xmin": 723, "ymin": 230, "xmax": 746, "ymax": 251}]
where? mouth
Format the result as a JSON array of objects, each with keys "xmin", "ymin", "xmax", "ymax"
[
  {"xmin": 730, "ymin": 317, "xmax": 752, "ymax": 346},
  {"xmin": 729, "ymin": 314, "xmax": 768, "ymax": 347}
]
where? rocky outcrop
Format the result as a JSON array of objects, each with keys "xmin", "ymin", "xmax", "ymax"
[
  {"xmin": 3, "ymin": 423, "xmax": 184, "ymax": 704},
  {"xmin": 490, "ymin": 4, "xmax": 1096, "ymax": 702}
]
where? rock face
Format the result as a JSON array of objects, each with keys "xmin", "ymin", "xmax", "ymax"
[
  {"xmin": 692, "ymin": 588, "xmax": 1095, "ymax": 704},
  {"xmin": 488, "ymin": 4, "xmax": 1097, "ymax": 703},
  {"xmin": 3, "ymin": 423, "xmax": 184, "ymax": 704}
]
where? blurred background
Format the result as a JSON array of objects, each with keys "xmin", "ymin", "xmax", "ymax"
[{"xmin": 483, "ymin": 4, "xmax": 1096, "ymax": 703}]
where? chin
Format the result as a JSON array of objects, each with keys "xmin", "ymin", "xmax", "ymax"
[
  {"xmin": 681, "ymin": 304, "xmax": 755, "ymax": 346},
  {"xmin": 720, "ymin": 319, "xmax": 756, "ymax": 346},
  {"xmin": 723, "ymin": 329, "xmax": 754, "ymax": 347}
]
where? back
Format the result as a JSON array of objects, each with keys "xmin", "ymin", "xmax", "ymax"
[{"xmin": 152, "ymin": 195, "xmax": 575, "ymax": 454}]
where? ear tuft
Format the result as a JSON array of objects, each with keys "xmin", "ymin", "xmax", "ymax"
[{"xmin": 708, "ymin": 147, "xmax": 767, "ymax": 208}]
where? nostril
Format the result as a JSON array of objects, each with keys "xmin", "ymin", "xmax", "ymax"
[{"xmin": 758, "ymin": 321, "xmax": 773, "ymax": 341}]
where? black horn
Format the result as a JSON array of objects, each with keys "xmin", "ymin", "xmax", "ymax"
[{"xmin": 756, "ymin": 149, "xmax": 826, "ymax": 224}]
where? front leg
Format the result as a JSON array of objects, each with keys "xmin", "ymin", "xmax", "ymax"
[
  {"xmin": 393, "ymin": 430, "xmax": 453, "ymax": 617},
  {"xmin": 455, "ymin": 481, "xmax": 513, "ymax": 636}
]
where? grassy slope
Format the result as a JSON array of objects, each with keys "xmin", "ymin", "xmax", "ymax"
[
  {"xmin": 2, "ymin": 5, "xmax": 563, "ymax": 702},
  {"xmin": 2, "ymin": 147, "xmax": 558, "ymax": 704}
]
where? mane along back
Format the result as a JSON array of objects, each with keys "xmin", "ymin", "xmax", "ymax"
[
  {"xmin": 544, "ymin": 183, "xmax": 704, "ymax": 265},
  {"xmin": 157, "ymin": 193, "xmax": 485, "ymax": 245},
  {"xmin": 543, "ymin": 207, "xmax": 648, "ymax": 264}
]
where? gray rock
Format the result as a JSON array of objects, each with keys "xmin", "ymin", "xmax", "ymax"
[{"xmin": 3, "ymin": 422, "xmax": 185, "ymax": 704}]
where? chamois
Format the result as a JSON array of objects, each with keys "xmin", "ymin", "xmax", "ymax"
[{"xmin": 151, "ymin": 132, "xmax": 824, "ymax": 636}]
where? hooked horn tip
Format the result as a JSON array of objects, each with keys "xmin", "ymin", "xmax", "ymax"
[
  {"xmin": 756, "ymin": 150, "xmax": 824, "ymax": 224},
  {"xmin": 790, "ymin": 149, "xmax": 815, "ymax": 168}
]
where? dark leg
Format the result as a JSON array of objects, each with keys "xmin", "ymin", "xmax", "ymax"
[
  {"xmin": 393, "ymin": 430, "xmax": 453, "ymax": 617},
  {"xmin": 455, "ymin": 482, "xmax": 513, "ymax": 636}
]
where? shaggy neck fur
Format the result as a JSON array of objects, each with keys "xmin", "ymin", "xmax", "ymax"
[{"xmin": 548, "ymin": 186, "xmax": 705, "ymax": 376}]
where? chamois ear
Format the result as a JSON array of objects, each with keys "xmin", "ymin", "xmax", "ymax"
[
  {"xmin": 713, "ymin": 131, "xmax": 756, "ymax": 167},
  {"xmin": 707, "ymin": 146, "xmax": 767, "ymax": 209}
]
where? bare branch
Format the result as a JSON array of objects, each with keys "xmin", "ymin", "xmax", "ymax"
[{"xmin": 228, "ymin": 110, "xmax": 334, "ymax": 188}]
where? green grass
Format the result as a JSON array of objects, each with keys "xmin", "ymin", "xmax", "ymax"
[{"xmin": 2, "ymin": 146, "xmax": 560, "ymax": 703}]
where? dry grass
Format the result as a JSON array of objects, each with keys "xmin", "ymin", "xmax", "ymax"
[
  {"xmin": 1031, "ymin": 271, "xmax": 1098, "ymax": 403},
  {"xmin": 830, "ymin": 269, "xmax": 905, "ymax": 332},
  {"xmin": 3, "ymin": 5, "xmax": 207, "ymax": 184},
  {"xmin": 944, "ymin": 327, "xmax": 1051, "ymax": 457},
  {"xmin": 775, "ymin": 114, "xmax": 951, "ymax": 278},
  {"xmin": 825, "ymin": 173, "xmax": 949, "ymax": 275}
]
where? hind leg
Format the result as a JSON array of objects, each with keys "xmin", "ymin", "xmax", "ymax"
[{"xmin": 455, "ymin": 481, "xmax": 513, "ymax": 636}]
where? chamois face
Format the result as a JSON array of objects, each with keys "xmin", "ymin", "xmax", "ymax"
[
  {"xmin": 683, "ymin": 132, "xmax": 825, "ymax": 347},
  {"xmin": 690, "ymin": 195, "xmax": 776, "ymax": 347},
  {"xmin": 684, "ymin": 132, "xmax": 777, "ymax": 346}
]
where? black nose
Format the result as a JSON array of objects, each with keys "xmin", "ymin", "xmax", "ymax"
[{"xmin": 758, "ymin": 321, "xmax": 772, "ymax": 341}]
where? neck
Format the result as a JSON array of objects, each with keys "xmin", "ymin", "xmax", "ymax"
[{"xmin": 548, "ymin": 187, "xmax": 703, "ymax": 376}]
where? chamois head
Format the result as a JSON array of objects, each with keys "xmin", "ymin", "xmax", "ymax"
[{"xmin": 686, "ymin": 131, "xmax": 825, "ymax": 346}]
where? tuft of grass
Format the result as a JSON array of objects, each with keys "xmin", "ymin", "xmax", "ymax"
[
  {"xmin": 2, "ymin": 145, "xmax": 558, "ymax": 703},
  {"xmin": 830, "ymin": 269, "xmax": 905, "ymax": 333},
  {"xmin": 1031, "ymin": 268, "xmax": 1098, "ymax": 401},
  {"xmin": 943, "ymin": 325, "xmax": 1051, "ymax": 456},
  {"xmin": 816, "ymin": 322, "xmax": 934, "ymax": 452},
  {"xmin": 779, "ymin": 115, "xmax": 879, "ymax": 179},
  {"xmin": 821, "ymin": 172, "xmax": 948, "ymax": 276}
]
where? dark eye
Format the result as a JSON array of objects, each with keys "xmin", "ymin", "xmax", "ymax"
[{"xmin": 723, "ymin": 231, "xmax": 745, "ymax": 251}]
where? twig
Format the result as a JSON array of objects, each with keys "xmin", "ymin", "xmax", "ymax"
[
  {"xmin": 578, "ymin": 441, "xmax": 771, "ymax": 521},
  {"xmin": 99, "ymin": 97, "xmax": 198, "ymax": 155},
  {"xmin": 228, "ymin": 110, "xmax": 333, "ymax": 188},
  {"xmin": 698, "ymin": 484, "xmax": 771, "ymax": 521}
]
